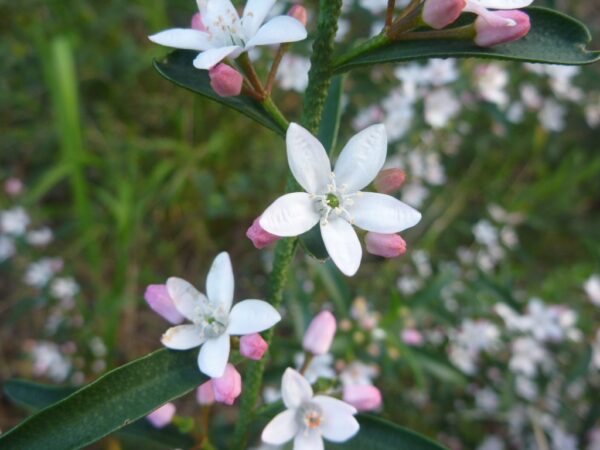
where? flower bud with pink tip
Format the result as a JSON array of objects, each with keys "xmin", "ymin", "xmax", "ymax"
[
  {"xmin": 144, "ymin": 284, "xmax": 184, "ymax": 324},
  {"xmin": 240, "ymin": 333, "xmax": 268, "ymax": 360},
  {"xmin": 196, "ymin": 380, "xmax": 215, "ymax": 405},
  {"xmin": 147, "ymin": 403, "xmax": 176, "ymax": 428},
  {"xmin": 365, "ymin": 232, "xmax": 407, "ymax": 258},
  {"xmin": 422, "ymin": 0, "xmax": 467, "ymax": 29},
  {"xmin": 212, "ymin": 363, "xmax": 242, "ymax": 405},
  {"xmin": 303, "ymin": 310, "xmax": 337, "ymax": 355},
  {"xmin": 288, "ymin": 4, "xmax": 308, "ymax": 26},
  {"xmin": 191, "ymin": 12, "xmax": 206, "ymax": 31},
  {"xmin": 373, "ymin": 168, "xmax": 406, "ymax": 193},
  {"xmin": 475, "ymin": 10, "xmax": 530, "ymax": 47},
  {"xmin": 208, "ymin": 64, "xmax": 244, "ymax": 97},
  {"xmin": 343, "ymin": 385, "xmax": 382, "ymax": 411},
  {"xmin": 246, "ymin": 216, "xmax": 281, "ymax": 249}
]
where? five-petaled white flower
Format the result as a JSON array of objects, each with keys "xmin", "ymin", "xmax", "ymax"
[
  {"xmin": 259, "ymin": 123, "xmax": 422, "ymax": 276},
  {"xmin": 161, "ymin": 252, "xmax": 281, "ymax": 377},
  {"xmin": 262, "ymin": 368, "xmax": 359, "ymax": 450},
  {"xmin": 149, "ymin": 0, "xmax": 308, "ymax": 70}
]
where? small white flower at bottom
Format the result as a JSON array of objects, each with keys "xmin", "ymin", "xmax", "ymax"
[{"xmin": 261, "ymin": 368, "xmax": 359, "ymax": 450}]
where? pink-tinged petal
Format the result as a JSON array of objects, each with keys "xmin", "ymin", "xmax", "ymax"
[
  {"xmin": 303, "ymin": 310, "xmax": 337, "ymax": 355},
  {"xmin": 242, "ymin": 0, "xmax": 277, "ymax": 38},
  {"xmin": 334, "ymin": 124, "xmax": 387, "ymax": 193},
  {"xmin": 342, "ymin": 385, "xmax": 382, "ymax": 411},
  {"xmin": 161, "ymin": 324, "xmax": 204, "ymax": 350},
  {"xmin": 147, "ymin": 403, "xmax": 176, "ymax": 428},
  {"xmin": 148, "ymin": 28, "xmax": 211, "ymax": 51},
  {"xmin": 198, "ymin": 333, "xmax": 230, "ymax": 378},
  {"xmin": 294, "ymin": 429, "xmax": 324, "ymax": 450},
  {"xmin": 423, "ymin": 0, "xmax": 466, "ymax": 29},
  {"xmin": 261, "ymin": 409, "xmax": 298, "ymax": 445},
  {"xmin": 206, "ymin": 252, "xmax": 234, "ymax": 312},
  {"xmin": 246, "ymin": 16, "xmax": 307, "ymax": 48},
  {"xmin": 320, "ymin": 218, "xmax": 362, "ymax": 277},
  {"xmin": 260, "ymin": 193, "xmax": 320, "ymax": 237},
  {"xmin": 469, "ymin": 0, "xmax": 533, "ymax": 9},
  {"xmin": 193, "ymin": 46, "xmax": 241, "ymax": 70},
  {"xmin": 365, "ymin": 232, "xmax": 407, "ymax": 258},
  {"xmin": 212, "ymin": 363, "xmax": 242, "ymax": 405},
  {"xmin": 286, "ymin": 123, "xmax": 331, "ymax": 195},
  {"xmin": 246, "ymin": 216, "xmax": 281, "ymax": 249},
  {"xmin": 191, "ymin": 12, "xmax": 206, "ymax": 31},
  {"xmin": 373, "ymin": 168, "xmax": 406, "ymax": 194},
  {"xmin": 144, "ymin": 284, "xmax": 184, "ymax": 324},
  {"xmin": 166, "ymin": 277, "xmax": 206, "ymax": 322},
  {"xmin": 196, "ymin": 380, "xmax": 215, "ymax": 405},
  {"xmin": 240, "ymin": 333, "xmax": 268, "ymax": 360},
  {"xmin": 288, "ymin": 5, "xmax": 308, "ymax": 26},
  {"xmin": 227, "ymin": 300, "xmax": 281, "ymax": 335},
  {"xmin": 351, "ymin": 192, "xmax": 422, "ymax": 233},
  {"xmin": 475, "ymin": 10, "xmax": 531, "ymax": 47},
  {"xmin": 282, "ymin": 368, "xmax": 313, "ymax": 409},
  {"xmin": 209, "ymin": 64, "xmax": 243, "ymax": 97}
]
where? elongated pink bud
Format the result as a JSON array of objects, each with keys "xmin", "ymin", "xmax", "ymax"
[
  {"xmin": 365, "ymin": 233, "xmax": 407, "ymax": 258},
  {"xmin": 373, "ymin": 168, "xmax": 406, "ymax": 193},
  {"xmin": 303, "ymin": 310, "xmax": 337, "ymax": 355},
  {"xmin": 212, "ymin": 364, "xmax": 242, "ymax": 405},
  {"xmin": 401, "ymin": 328, "xmax": 424, "ymax": 346},
  {"xmin": 208, "ymin": 64, "xmax": 244, "ymax": 97},
  {"xmin": 422, "ymin": 0, "xmax": 467, "ymax": 29},
  {"xmin": 191, "ymin": 12, "xmax": 206, "ymax": 31},
  {"xmin": 240, "ymin": 333, "xmax": 268, "ymax": 360},
  {"xmin": 288, "ymin": 5, "xmax": 308, "ymax": 26},
  {"xmin": 343, "ymin": 385, "xmax": 382, "ymax": 411},
  {"xmin": 144, "ymin": 284, "xmax": 184, "ymax": 324},
  {"xmin": 246, "ymin": 216, "xmax": 281, "ymax": 249},
  {"xmin": 147, "ymin": 402, "xmax": 176, "ymax": 428},
  {"xmin": 196, "ymin": 380, "xmax": 215, "ymax": 405},
  {"xmin": 475, "ymin": 10, "xmax": 530, "ymax": 47}
]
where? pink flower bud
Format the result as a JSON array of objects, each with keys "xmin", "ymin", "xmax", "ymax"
[
  {"xmin": 373, "ymin": 168, "xmax": 406, "ymax": 193},
  {"xmin": 191, "ymin": 12, "xmax": 206, "ymax": 31},
  {"xmin": 147, "ymin": 402, "xmax": 176, "ymax": 428},
  {"xmin": 303, "ymin": 310, "xmax": 337, "ymax": 355},
  {"xmin": 343, "ymin": 385, "xmax": 382, "ymax": 411},
  {"xmin": 4, "ymin": 177, "xmax": 24, "ymax": 196},
  {"xmin": 196, "ymin": 380, "xmax": 215, "ymax": 405},
  {"xmin": 475, "ymin": 10, "xmax": 530, "ymax": 47},
  {"xmin": 208, "ymin": 64, "xmax": 244, "ymax": 97},
  {"xmin": 365, "ymin": 233, "xmax": 407, "ymax": 258},
  {"xmin": 288, "ymin": 4, "xmax": 308, "ymax": 26},
  {"xmin": 401, "ymin": 328, "xmax": 424, "ymax": 346},
  {"xmin": 246, "ymin": 216, "xmax": 281, "ymax": 249},
  {"xmin": 144, "ymin": 284, "xmax": 184, "ymax": 324},
  {"xmin": 422, "ymin": 0, "xmax": 467, "ymax": 30},
  {"xmin": 212, "ymin": 364, "xmax": 242, "ymax": 405},
  {"xmin": 240, "ymin": 333, "xmax": 268, "ymax": 360}
]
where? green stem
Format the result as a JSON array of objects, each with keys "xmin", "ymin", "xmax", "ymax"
[
  {"xmin": 262, "ymin": 96, "xmax": 290, "ymax": 131},
  {"xmin": 395, "ymin": 25, "xmax": 476, "ymax": 42}
]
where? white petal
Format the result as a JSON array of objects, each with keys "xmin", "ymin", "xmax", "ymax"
[
  {"xmin": 351, "ymin": 192, "xmax": 422, "ymax": 233},
  {"xmin": 286, "ymin": 123, "xmax": 331, "ymax": 195},
  {"xmin": 198, "ymin": 0, "xmax": 241, "ymax": 29},
  {"xmin": 261, "ymin": 409, "xmax": 298, "ymax": 445},
  {"xmin": 333, "ymin": 124, "xmax": 387, "ymax": 193},
  {"xmin": 148, "ymin": 28, "xmax": 212, "ymax": 51},
  {"xmin": 227, "ymin": 300, "xmax": 281, "ymax": 335},
  {"xmin": 166, "ymin": 277, "xmax": 206, "ymax": 321},
  {"xmin": 282, "ymin": 368, "xmax": 313, "ymax": 409},
  {"xmin": 319, "ymin": 407, "xmax": 359, "ymax": 442},
  {"xmin": 313, "ymin": 395, "xmax": 357, "ymax": 416},
  {"xmin": 161, "ymin": 324, "xmax": 204, "ymax": 350},
  {"xmin": 246, "ymin": 16, "xmax": 308, "ymax": 48},
  {"xmin": 260, "ymin": 193, "xmax": 320, "ymax": 237},
  {"xmin": 320, "ymin": 218, "xmax": 362, "ymax": 277},
  {"xmin": 197, "ymin": 334, "xmax": 230, "ymax": 378},
  {"xmin": 242, "ymin": 0, "xmax": 276, "ymax": 39},
  {"xmin": 206, "ymin": 252, "xmax": 234, "ymax": 312},
  {"xmin": 294, "ymin": 429, "xmax": 324, "ymax": 450},
  {"xmin": 192, "ymin": 46, "xmax": 241, "ymax": 70},
  {"xmin": 469, "ymin": 0, "xmax": 533, "ymax": 9}
]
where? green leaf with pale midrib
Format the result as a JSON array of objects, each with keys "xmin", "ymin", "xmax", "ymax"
[
  {"xmin": 153, "ymin": 51, "xmax": 285, "ymax": 136},
  {"xmin": 0, "ymin": 348, "xmax": 205, "ymax": 450},
  {"xmin": 334, "ymin": 7, "xmax": 600, "ymax": 73}
]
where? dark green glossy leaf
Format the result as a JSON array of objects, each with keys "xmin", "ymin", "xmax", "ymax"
[
  {"xmin": 154, "ymin": 50, "xmax": 286, "ymax": 135},
  {"xmin": 334, "ymin": 8, "xmax": 600, "ymax": 73},
  {"xmin": 0, "ymin": 348, "xmax": 205, "ymax": 450},
  {"xmin": 300, "ymin": 224, "xmax": 329, "ymax": 262}
]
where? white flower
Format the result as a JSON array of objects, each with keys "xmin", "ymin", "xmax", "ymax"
[
  {"xmin": 50, "ymin": 277, "xmax": 80, "ymax": 299},
  {"xmin": 26, "ymin": 227, "xmax": 53, "ymax": 247},
  {"xmin": 261, "ymin": 368, "xmax": 359, "ymax": 450},
  {"xmin": 149, "ymin": 0, "xmax": 307, "ymax": 70},
  {"xmin": 584, "ymin": 274, "xmax": 600, "ymax": 306},
  {"xmin": 276, "ymin": 54, "xmax": 310, "ymax": 92},
  {"xmin": 259, "ymin": 123, "xmax": 422, "ymax": 276},
  {"xmin": 161, "ymin": 252, "xmax": 281, "ymax": 377},
  {"xmin": 424, "ymin": 88, "xmax": 460, "ymax": 128},
  {"xmin": 0, "ymin": 234, "xmax": 15, "ymax": 262},
  {"xmin": 1, "ymin": 207, "xmax": 30, "ymax": 236}
]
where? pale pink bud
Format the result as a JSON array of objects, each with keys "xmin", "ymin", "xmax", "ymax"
[
  {"xmin": 208, "ymin": 64, "xmax": 243, "ymax": 97},
  {"xmin": 288, "ymin": 4, "xmax": 308, "ymax": 26},
  {"xmin": 343, "ymin": 385, "xmax": 382, "ymax": 411},
  {"xmin": 303, "ymin": 310, "xmax": 337, "ymax": 355},
  {"xmin": 4, "ymin": 177, "xmax": 24, "ymax": 196},
  {"xmin": 401, "ymin": 328, "xmax": 424, "ymax": 346},
  {"xmin": 196, "ymin": 380, "xmax": 215, "ymax": 405},
  {"xmin": 475, "ymin": 10, "xmax": 530, "ymax": 47},
  {"xmin": 147, "ymin": 402, "xmax": 176, "ymax": 428},
  {"xmin": 365, "ymin": 233, "xmax": 407, "ymax": 258},
  {"xmin": 373, "ymin": 168, "xmax": 406, "ymax": 193},
  {"xmin": 144, "ymin": 284, "xmax": 184, "ymax": 325},
  {"xmin": 212, "ymin": 364, "xmax": 242, "ymax": 405},
  {"xmin": 191, "ymin": 12, "xmax": 206, "ymax": 31},
  {"xmin": 240, "ymin": 333, "xmax": 268, "ymax": 360},
  {"xmin": 422, "ymin": 0, "xmax": 467, "ymax": 30},
  {"xmin": 246, "ymin": 216, "xmax": 281, "ymax": 249}
]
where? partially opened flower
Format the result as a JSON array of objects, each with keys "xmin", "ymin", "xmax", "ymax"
[
  {"xmin": 149, "ymin": 0, "xmax": 308, "ymax": 70},
  {"xmin": 259, "ymin": 123, "xmax": 421, "ymax": 276},
  {"xmin": 261, "ymin": 368, "xmax": 359, "ymax": 450},
  {"xmin": 160, "ymin": 252, "xmax": 281, "ymax": 377}
]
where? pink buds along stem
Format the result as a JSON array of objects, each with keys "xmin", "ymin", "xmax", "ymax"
[
  {"xmin": 288, "ymin": 4, "xmax": 308, "ymax": 26},
  {"xmin": 373, "ymin": 168, "xmax": 406, "ymax": 193},
  {"xmin": 208, "ymin": 64, "xmax": 244, "ymax": 97},
  {"xmin": 303, "ymin": 310, "xmax": 337, "ymax": 355},
  {"xmin": 422, "ymin": 0, "xmax": 467, "ymax": 30},
  {"xmin": 196, "ymin": 380, "xmax": 215, "ymax": 405},
  {"xmin": 343, "ymin": 385, "xmax": 382, "ymax": 412},
  {"xmin": 365, "ymin": 232, "xmax": 407, "ymax": 258},
  {"xmin": 246, "ymin": 216, "xmax": 281, "ymax": 249},
  {"xmin": 144, "ymin": 284, "xmax": 184, "ymax": 324},
  {"xmin": 212, "ymin": 364, "xmax": 242, "ymax": 405},
  {"xmin": 191, "ymin": 12, "xmax": 206, "ymax": 31},
  {"xmin": 240, "ymin": 333, "xmax": 268, "ymax": 360},
  {"xmin": 147, "ymin": 403, "xmax": 176, "ymax": 428},
  {"xmin": 474, "ymin": 10, "xmax": 531, "ymax": 47}
]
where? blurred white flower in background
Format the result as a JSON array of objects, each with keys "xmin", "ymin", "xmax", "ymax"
[
  {"xmin": 26, "ymin": 227, "xmax": 53, "ymax": 247},
  {"xmin": 276, "ymin": 54, "xmax": 310, "ymax": 92},
  {"xmin": 425, "ymin": 88, "xmax": 461, "ymax": 128},
  {"xmin": 24, "ymin": 258, "xmax": 62, "ymax": 288},
  {"xmin": 0, "ymin": 235, "xmax": 15, "ymax": 262},
  {"xmin": 584, "ymin": 274, "xmax": 600, "ymax": 306},
  {"xmin": 475, "ymin": 64, "xmax": 509, "ymax": 108},
  {"xmin": 1, "ymin": 206, "xmax": 30, "ymax": 236}
]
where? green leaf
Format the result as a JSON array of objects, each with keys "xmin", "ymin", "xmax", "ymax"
[
  {"xmin": 300, "ymin": 225, "xmax": 329, "ymax": 262},
  {"xmin": 0, "ymin": 348, "xmax": 205, "ymax": 450},
  {"xmin": 153, "ymin": 50, "xmax": 286, "ymax": 135},
  {"xmin": 334, "ymin": 8, "xmax": 600, "ymax": 73}
]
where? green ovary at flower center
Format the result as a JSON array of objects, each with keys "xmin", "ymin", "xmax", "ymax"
[{"xmin": 326, "ymin": 193, "xmax": 340, "ymax": 208}]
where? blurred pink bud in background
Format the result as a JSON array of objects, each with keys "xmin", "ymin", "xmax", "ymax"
[
  {"xmin": 343, "ymin": 385, "xmax": 382, "ymax": 411},
  {"xmin": 303, "ymin": 310, "xmax": 337, "ymax": 355},
  {"xmin": 147, "ymin": 402, "xmax": 176, "ymax": 428},
  {"xmin": 365, "ymin": 233, "xmax": 407, "ymax": 258},
  {"xmin": 373, "ymin": 168, "xmax": 406, "ymax": 193},
  {"xmin": 196, "ymin": 380, "xmax": 215, "ymax": 405}
]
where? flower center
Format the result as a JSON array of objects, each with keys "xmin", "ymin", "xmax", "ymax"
[
  {"xmin": 326, "ymin": 193, "xmax": 340, "ymax": 208},
  {"xmin": 313, "ymin": 173, "xmax": 360, "ymax": 226},
  {"xmin": 297, "ymin": 402, "xmax": 323, "ymax": 430},
  {"xmin": 193, "ymin": 304, "xmax": 229, "ymax": 339}
]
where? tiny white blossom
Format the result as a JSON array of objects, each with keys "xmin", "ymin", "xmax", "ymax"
[
  {"xmin": 276, "ymin": 54, "xmax": 310, "ymax": 92},
  {"xmin": 26, "ymin": 227, "xmax": 53, "ymax": 247},
  {"xmin": 1, "ymin": 207, "xmax": 30, "ymax": 236},
  {"xmin": 584, "ymin": 274, "xmax": 600, "ymax": 306},
  {"xmin": 0, "ymin": 234, "xmax": 16, "ymax": 262},
  {"xmin": 50, "ymin": 277, "xmax": 80, "ymax": 299}
]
